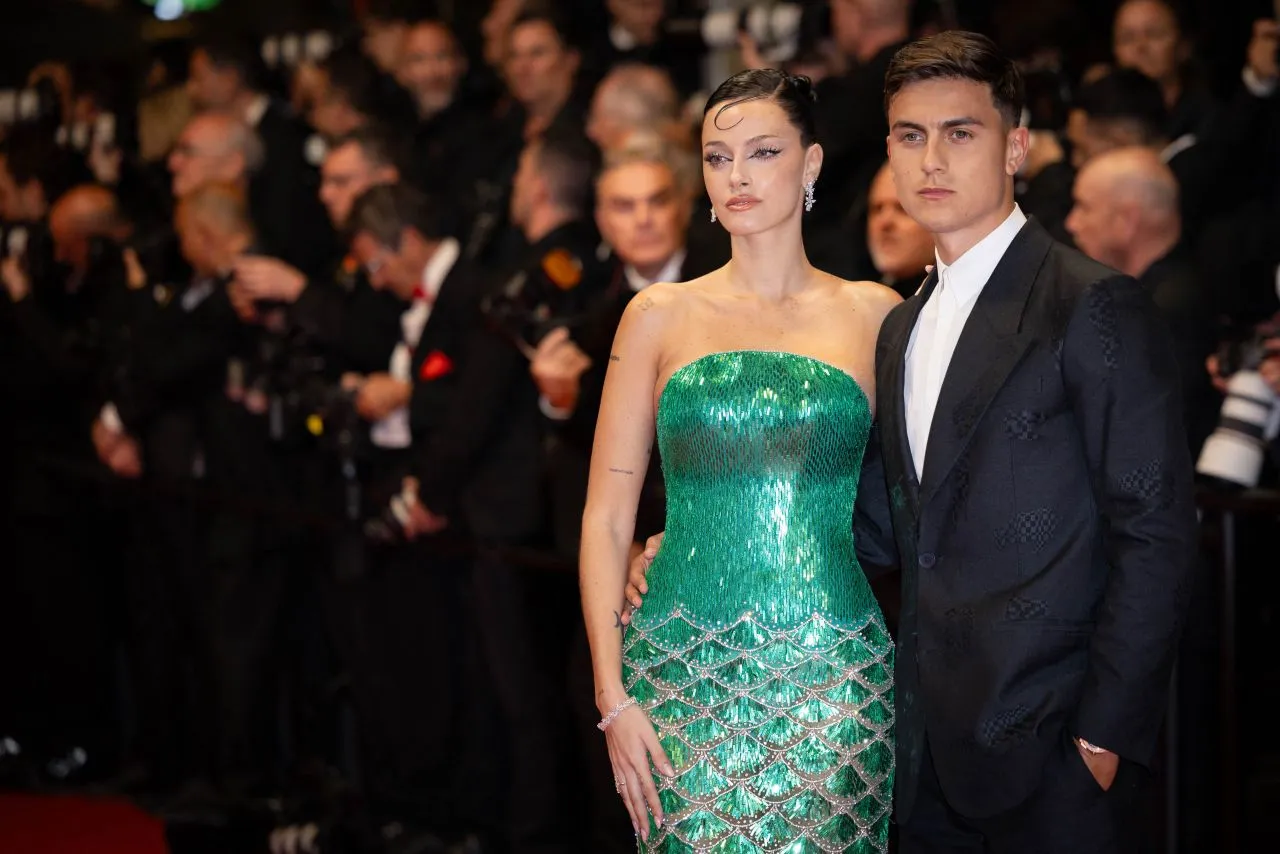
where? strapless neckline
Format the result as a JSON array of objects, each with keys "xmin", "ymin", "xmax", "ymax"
[{"xmin": 658, "ymin": 349, "xmax": 870, "ymax": 415}]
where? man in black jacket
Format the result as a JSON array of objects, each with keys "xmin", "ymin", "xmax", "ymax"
[
  {"xmin": 872, "ymin": 33, "xmax": 1196, "ymax": 852},
  {"xmin": 401, "ymin": 125, "xmax": 607, "ymax": 853}
]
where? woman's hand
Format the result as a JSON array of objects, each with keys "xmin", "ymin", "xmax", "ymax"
[
  {"xmin": 621, "ymin": 532, "xmax": 663, "ymax": 625},
  {"xmin": 602, "ymin": 699, "xmax": 675, "ymax": 841}
]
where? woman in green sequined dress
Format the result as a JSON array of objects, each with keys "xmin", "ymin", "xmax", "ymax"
[{"xmin": 580, "ymin": 70, "xmax": 902, "ymax": 852}]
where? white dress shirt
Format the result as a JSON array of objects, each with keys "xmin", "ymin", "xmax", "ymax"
[
  {"xmin": 904, "ymin": 206, "xmax": 1027, "ymax": 479},
  {"xmin": 371, "ymin": 238, "xmax": 460, "ymax": 449}
]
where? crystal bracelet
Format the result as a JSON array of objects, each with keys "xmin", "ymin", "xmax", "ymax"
[{"xmin": 597, "ymin": 696, "xmax": 638, "ymax": 731}]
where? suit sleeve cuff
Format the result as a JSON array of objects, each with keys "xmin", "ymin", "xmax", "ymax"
[
  {"xmin": 539, "ymin": 394, "xmax": 574, "ymax": 421},
  {"xmin": 100, "ymin": 402, "xmax": 125, "ymax": 434},
  {"xmin": 1243, "ymin": 66, "xmax": 1278, "ymax": 98}
]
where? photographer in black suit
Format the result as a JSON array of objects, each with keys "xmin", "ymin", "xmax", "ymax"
[
  {"xmin": 321, "ymin": 182, "xmax": 484, "ymax": 841},
  {"xmin": 397, "ymin": 124, "xmax": 606, "ymax": 853}
]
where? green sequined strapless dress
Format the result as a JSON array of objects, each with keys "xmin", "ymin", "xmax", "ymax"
[{"xmin": 623, "ymin": 350, "xmax": 895, "ymax": 853}]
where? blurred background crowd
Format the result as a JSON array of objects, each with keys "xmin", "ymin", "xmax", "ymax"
[{"xmin": 0, "ymin": 1, "xmax": 1278, "ymax": 853}]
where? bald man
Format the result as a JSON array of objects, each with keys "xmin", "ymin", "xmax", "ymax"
[
  {"xmin": 585, "ymin": 63, "xmax": 680, "ymax": 151},
  {"xmin": 170, "ymin": 111, "xmax": 334, "ymax": 276},
  {"xmin": 1067, "ymin": 146, "xmax": 1215, "ymax": 448}
]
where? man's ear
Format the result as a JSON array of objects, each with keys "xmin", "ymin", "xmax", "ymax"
[{"xmin": 1005, "ymin": 126, "xmax": 1030, "ymax": 177}]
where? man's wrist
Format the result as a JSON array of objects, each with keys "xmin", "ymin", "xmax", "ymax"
[{"xmin": 1075, "ymin": 736, "xmax": 1112, "ymax": 756}]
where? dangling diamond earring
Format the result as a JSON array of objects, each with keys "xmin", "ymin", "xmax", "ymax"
[
  {"xmin": 804, "ymin": 181, "xmax": 816, "ymax": 212},
  {"xmin": 710, "ymin": 207, "xmax": 717, "ymax": 223}
]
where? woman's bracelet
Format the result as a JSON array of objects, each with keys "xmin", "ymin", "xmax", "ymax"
[{"xmin": 597, "ymin": 696, "xmax": 638, "ymax": 731}]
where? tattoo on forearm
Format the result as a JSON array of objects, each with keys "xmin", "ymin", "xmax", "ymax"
[
  {"xmin": 609, "ymin": 354, "xmax": 621, "ymax": 362},
  {"xmin": 613, "ymin": 610, "xmax": 624, "ymax": 632},
  {"xmin": 637, "ymin": 296, "xmax": 654, "ymax": 311},
  {"xmin": 609, "ymin": 467, "xmax": 635, "ymax": 475}
]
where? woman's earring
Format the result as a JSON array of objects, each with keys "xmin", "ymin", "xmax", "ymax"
[
  {"xmin": 710, "ymin": 207, "xmax": 717, "ymax": 223},
  {"xmin": 804, "ymin": 181, "xmax": 816, "ymax": 212}
]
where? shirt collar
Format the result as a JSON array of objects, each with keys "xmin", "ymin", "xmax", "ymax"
[
  {"xmin": 934, "ymin": 205, "xmax": 1027, "ymax": 304},
  {"xmin": 244, "ymin": 94, "xmax": 270, "ymax": 128},
  {"xmin": 624, "ymin": 248, "xmax": 686, "ymax": 293},
  {"xmin": 421, "ymin": 237, "xmax": 460, "ymax": 299},
  {"xmin": 610, "ymin": 22, "xmax": 639, "ymax": 51}
]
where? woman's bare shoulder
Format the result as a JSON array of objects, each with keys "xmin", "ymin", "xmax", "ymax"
[{"xmin": 823, "ymin": 275, "xmax": 904, "ymax": 320}]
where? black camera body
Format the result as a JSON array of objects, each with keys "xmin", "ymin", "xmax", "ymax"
[
  {"xmin": 1216, "ymin": 329, "xmax": 1278, "ymax": 377},
  {"xmin": 480, "ymin": 248, "xmax": 603, "ymax": 351}
]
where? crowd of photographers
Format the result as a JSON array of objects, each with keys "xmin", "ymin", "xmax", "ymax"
[{"xmin": 0, "ymin": 1, "xmax": 1278, "ymax": 852}]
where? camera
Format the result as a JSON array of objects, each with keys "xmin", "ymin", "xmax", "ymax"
[
  {"xmin": 1195, "ymin": 332, "xmax": 1280, "ymax": 488},
  {"xmin": 480, "ymin": 253, "xmax": 599, "ymax": 352}
]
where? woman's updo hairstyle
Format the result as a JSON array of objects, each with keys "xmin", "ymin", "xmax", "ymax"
[{"xmin": 703, "ymin": 69, "xmax": 819, "ymax": 147}]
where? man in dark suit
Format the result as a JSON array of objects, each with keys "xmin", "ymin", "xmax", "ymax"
[
  {"xmin": 872, "ymin": 32, "xmax": 1197, "ymax": 852},
  {"xmin": 398, "ymin": 125, "xmax": 608, "ymax": 852},
  {"xmin": 333, "ymin": 182, "xmax": 485, "ymax": 840}
]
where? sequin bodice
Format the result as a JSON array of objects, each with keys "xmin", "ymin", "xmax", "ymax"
[{"xmin": 634, "ymin": 350, "xmax": 877, "ymax": 631}]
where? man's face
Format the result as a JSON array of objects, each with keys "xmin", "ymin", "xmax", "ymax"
[
  {"xmin": 1065, "ymin": 165, "xmax": 1122, "ymax": 267},
  {"xmin": 351, "ymin": 230, "xmax": 419, "ymax": 301},
  {"xmin": 504, "ymin": 21, "xmax": 578, "ymax": 110},
  {"xmin": 886, "ymin": 78, "xmax": 1026, "ymax": 248},
  {"xmin": 595, "ymin": 161, "xmax": 688, "ymax": 275},
  {"xmin": 319, "ymin": 143, "xmax": 395, "ymax": 228},
  {"xmin": 830, "ymin": 0, "xmax": 863, "ymax": 58},
  {"xmin": 186, "ymin": 50, "xmax": 240, "ymax": 111},
  {"xmin": 866, "ymin": 165, "xmax": 934, "ymax": 280},
  {"xmin": 1113, "ymin": 0, "xmax": 1181, "ymax": 88},
  {"xmin": 586, "ymin": 79, "xmax": 626, "ymax": 150},
  {"xmin": 168, "ymin": 118, "xmax": 242, "ymax": 198},
  {"xmin": 397, "ymin": 23, "xmax": 465, "ymax": 117}
]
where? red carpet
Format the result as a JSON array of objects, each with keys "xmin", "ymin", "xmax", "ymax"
[{"xmin": 0, "ymin": 793, "xmax": 167, "ymax": 854}]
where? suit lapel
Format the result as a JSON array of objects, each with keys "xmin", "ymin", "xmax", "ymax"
[
  {"xmin": 880, "ymin": 269, "xmax": 939, "ymax": 513},
  {"xmin": 918, "ymin": 220, "xmax": 1054, "ymax": 505}
]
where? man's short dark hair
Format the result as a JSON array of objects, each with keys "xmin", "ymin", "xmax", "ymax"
[
  {"xmin": 532, "ymin": 122, "xmax": 600, "ymax": 218},
  {"xmin": 346, "ymin": 183, "xmax": 447, "ymax": 248},
  {"xmin": 510, "ymin": 1, "xmax": 578, "ymax": 50},
  {"xmin": 331, "ymin": 125, "xmax": 406, "ymax": 175},
  {"xmin": 319, "ymin": 48, "xmax": 384, "ymax": 119},
  {"xmin": 884, "ymin": 31, "xmax": 1025, "ymax": 128},
  {"xmin": 1074, "ymin": 68, "xmax": 1169, "ymax": 145},
  {"xmin": 197, "ymin": 33, "xmax": 266, "ymax": 91}
]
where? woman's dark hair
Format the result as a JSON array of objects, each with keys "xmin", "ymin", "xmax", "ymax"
[
  {"xmin": 703, "ymin": 69, "xmax": 819, "ymax": 147},
  {"xmin": 884, "ymin": 31, "xmax": 1025, "ymax": 128}
]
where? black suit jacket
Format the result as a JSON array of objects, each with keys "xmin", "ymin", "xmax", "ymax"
[
  {"xmin": 408, "ymin": 256, "xmax": 544, "ymax": 543},
  {"xmin": 871, "ymin": 219, "xmax": 1197, "ymax": 820}
]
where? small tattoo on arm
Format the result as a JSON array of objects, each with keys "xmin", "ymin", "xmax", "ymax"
[
  {"xmin": 609, "ymin": 354, "xmax": 621, "ymax": 362},
  {"xmin": 613, "ymin": 610, "xmax": 624, "ymax": 631},
  {"xmin": 609, "ymin": 467, "xmax": 635, "ymax": 475},
  {"xmin": 637, "ymin": 296, "xmax": 654, "ymax": 311}
]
